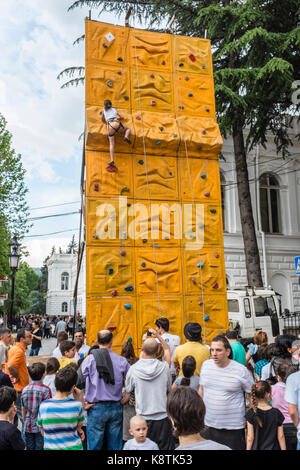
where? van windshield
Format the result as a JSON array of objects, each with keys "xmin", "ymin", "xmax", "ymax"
[
  {"xmin": 254, "ymin": 296, "xmax": 277, "ymax": 317},
  {"xmin": 227, "ymin": 299, "xmax": 239, "ymax": 312}
]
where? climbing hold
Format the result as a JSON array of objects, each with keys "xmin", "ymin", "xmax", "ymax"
[
  {"xmin": 214, "ymin": 253, "xmax": 220, "ymax": 259},
  {"xmin": 150, "ymin": 99, "xmax": 156, "ymax": 106},
  {"xmin": 141, "ymin": 262, "xmax": 146, "ymax": 268},
  {"xmin": 156, "ymin": 141, "xmax": 161, "ymax": 146},
  {"xmin": 142, "ymin": 239, "xmax": 147, "ymax": 244},
  {"xmin": 202, "ymin": 130, "xmax": 207, "ymax": 135},
  {"xmin": 138, "ymin": 159, "xmax": 144, "ymax": 165},
  {"xmin": 120, "ymin": 250, "xmax": 126, "ymax": 256},
  {"xmin": 107, "ymin": 326, "xmax": 116, "ymax": 332},
  {"xmin": 179, "ymin": 63, "xmax": 184, "ymax": 67},
  {"xmin": 188, "ymin": 93, "xmax": 193, "ymax": 97},
  {"xmin": 205, "ymin": 108, "xmax": 210, "ymax": 112},
  {"xmin": 197, "ymin": 262, "xmax": 204, "ymax": 268},
  {"xmin": 93, "ymin": 234, "xmax": 99, "ymax": 240},
  {"xmin": 102, "ymin": 42, "xmax": 108, "ymax": 48},
  {"xmin": 150, "ymin": 74, "xmax": 155, "ymax": 78},
  {"xmin": 185, "ymin": 76, "xmax": 189, "ymax": 81},
  {"xmin": 108, "ymin": 268, "xmax": 114, "ymax": 275},
  {"xmin": 124, "ymin": 95, "xmax": 129, "ymax": 101},
  {"xmin": 99, "ymin": 111, "xmax": 103, "ymax": 115},
  {"xmin": 127, "ymin": 337, "xmax": 132, "ymax": 342},
  {"xmin": 201, "ymin": 64, "xmax": 206, "ymax": 69},
  {"xmin": 161, "ymin": 60, "xmax": 166, "ymax": 65},
  {"xmin": 200, "ymin": 174, "xmax": 206, "ymax": 179},
  {"xmin": 127, "ymin": 203, "xmax": 131, "ymax": 207},
  {"xmin": 106, "ymin": 164, "xmax": 118, "ymax": 173},
  {"xmin": 173, "ymin": 133, "xmax": 177, "ymax": 138},
  {"xmin": 120, "ymin": 186, "xmax": 130, "ymax": 195},
  {"xmin": 124, "ymin": 286, "xmax": 133, "ymax": 292},
  {"xmin": 189, "ymin": 54, "xmax": 196, "ymax": 62},
  {"xmin": 191, "ymin": 278, "xmax": 196, "ymax": 285},
  {"xmin": 159, "ymin": 126, "xmax": 164, "ymax": 131},
  {"xmin": 117, "ymin": 71, "xmax": 122, "ymax": 75},
  {"xmin": 204, "ymin": 315, "xmax": 210, "ymax": 321},
  {"xmin": 189, "ymin": 233, "xmax": 195, "ymax": 239},
  {"xmin": 179, "ymin": 105, "xmax": 184, "ymax": 110},
  {"xmin": 94, "ymin": 183, "xmax": 99, "ymax": 191},
  {"xmin": 136, "ymin": 115, "xmax": 141, "ymax": 120},
  {"xmin": 198, "ymin": 146, "xmax": 202, "ymax": 150},
  {"xmin": 111, "ymin": 290, "xmax": 117, "ymax": 297},
  {"xmin": 213, "ymin": 283, "xmax": 219, "ymax": 289},
  {"xmin": 124, "ymin": 304, "xmax": 131, "ymax": 310},
  {"xmin": 204, "ymin": 192, "xmax": 210, "ymax": 197},
  {"xmin": 117, "ymin": 57, "xmax": 123, "ymax": 62},
  {"xmin": 169, "ymin": 172, "xmax": 173, "ymax": 176},
  {"xmin": 164, "ymin": 236, "xmax": 170, "ymax": 240},
  {"xmin": 198, "ymin": 301, "xmax": 203, "ymax": 306},
  {"xmin": 106, "ymin": 80, "xmax": 113, "ymax": 88},
  {"xmin": 210, "ymin": 209, "xmax": 217, "ymax": 214}
]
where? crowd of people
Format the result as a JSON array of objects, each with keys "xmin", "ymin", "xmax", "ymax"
[{"xmin": 0, "ymin": 315, "xmax": 300, "ymax": 452}]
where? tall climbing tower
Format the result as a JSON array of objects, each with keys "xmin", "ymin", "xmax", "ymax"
[{"xmin": 84, "ymin": 20, "xmax": 228, "ymax": 352}]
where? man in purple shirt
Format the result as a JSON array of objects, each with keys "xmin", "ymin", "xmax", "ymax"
[{"xmin": 80, "ymin": 330, "xmax": 130, "ymax": 450}]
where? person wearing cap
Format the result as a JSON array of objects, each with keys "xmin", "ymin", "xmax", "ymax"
[{"xmin": 173, "ymin": 322, "xmax": 210, "ymax": 377}]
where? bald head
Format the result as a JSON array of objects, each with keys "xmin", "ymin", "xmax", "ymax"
[
  {"xmin": 142, "ymin": 338, "xmax": 159, "ymax": 357},
  {"xmin": 97, "ymin": 330, "xmax": 113, "ymax": 346},
  {"xmin": 130, "ymin": 415, "xmax": 147, "ymax": 429}
]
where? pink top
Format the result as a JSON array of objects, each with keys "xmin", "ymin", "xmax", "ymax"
[{"xmin": 271, "ymin": 382, "xmax": 293, "ymax": 424}]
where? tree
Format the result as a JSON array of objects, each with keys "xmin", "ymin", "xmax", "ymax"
[
  {"xmin": 66, "ymin": 234, "xmax": 78, "ymax": 254},
  {"xmin": 65, "ymin": 0, "xmax": 300, "ymax": 287}
]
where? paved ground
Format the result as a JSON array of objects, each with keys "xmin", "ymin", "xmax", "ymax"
[{"xmin": 25, "ymin": 336, "xmax": 58, "ymax": 357}]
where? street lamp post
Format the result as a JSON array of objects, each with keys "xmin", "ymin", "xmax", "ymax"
[{"xmin": 8, "ymin": 235, "xmax": 21, "ymax": 330}]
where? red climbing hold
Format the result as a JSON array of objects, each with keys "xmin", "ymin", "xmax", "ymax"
[
  {"xmin": 214, "ymin": 253, "xmax": 220, "ymax": 259},
  {"xmin": 189, "ymin": 54, "xmax": 196, "ymax": 62},
  {"xmin": 191, "ymin": 278, "xmax": 196, "ymax": 285},
  {"xmin": 111, "ymin": 290, "xmax": 117, "ymax": 297},
  {"xmin": 213, "ymin": 283, "xmax": 219, "ymax": 289},
  {"xmin": 150, "ymin": 99, "xmax": 156, "ymax": 106},
  {"xmin": 150, "ymin": 74, "xmax": 155, "ymax": 78},
  {"xmin": 94, "ymin": 183, "xmax": 99, "ymax": 191},
  {"xmin": 136, "ymin": 116, "xmax": 141, "ymax": 120},
  {"xmin": 106, "ymin": 164, "xmax": 118, "ymax": 173},
  {"xmin": 204, "ymin": 192, "xmax": 210, "ymax": 197}
]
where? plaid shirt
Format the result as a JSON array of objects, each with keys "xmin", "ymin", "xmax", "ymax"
[{"xmin": 21, "ymin": 381, "xmax": 52, "ymax": 433}]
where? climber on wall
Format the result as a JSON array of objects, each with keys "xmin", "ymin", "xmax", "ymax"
[{"xmin": 101, "ymin": 99, "xmax": 132, "ymax": 171}]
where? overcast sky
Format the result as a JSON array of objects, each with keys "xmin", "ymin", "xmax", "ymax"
[{"xmin": 0, "ymin": 0, "xmax": 127, "ymax": 267}]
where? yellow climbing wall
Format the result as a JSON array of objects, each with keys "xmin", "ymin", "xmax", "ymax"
[{"xmin": 85, "ymin": 20, "xmax": 228, "ymax": 352}]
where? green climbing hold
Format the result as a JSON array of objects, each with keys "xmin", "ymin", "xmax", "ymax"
[
  {"xmin": 210, "ymin": 209, "xmax": 217, "ymax": 214},
  {"xmin": 120, "ymin": 186, "xmax": 130, "ymax": 194}
]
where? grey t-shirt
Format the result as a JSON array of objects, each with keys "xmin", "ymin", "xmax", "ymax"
[
  {"xmin": 174, "ymin": 375, "xmax": 200, "ymax": 392},
  {"xmin": 123, "ymin": 438, "xmax": 159, "ymax": 450},
  {"xmin": 177, "ymin": 440, "xmax": 231, "ymax": 450}
]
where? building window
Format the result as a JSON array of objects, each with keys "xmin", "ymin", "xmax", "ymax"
[
  {"xmin": 259, "ymin": 173, "xmax": 281, "ymax": 233},
  {"xmin": 220, "ymin": 172, "xmax": 227, "ymax": 232},
  {"xmin": 61, "ymin": 272, "xmax": 69, "ymax": 290},
  {"xmin": 62, "ymin": 302, "xmax": 68, "ymax": 313}
]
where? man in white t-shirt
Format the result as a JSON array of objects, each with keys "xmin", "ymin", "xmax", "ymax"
[
  {"xmin": 199, "ymin": 334, "xmax": 254, "ymax": 450},
  {"xmin": 155, "ymin": 317, "xmax": 180, "ymax": 382},
  {"xmin": 74, "ymin": 330, "xmax": 90, "ymax": 362}
]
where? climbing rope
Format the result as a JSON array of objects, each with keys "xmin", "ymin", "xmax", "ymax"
[
  {"xmin": 172, "ymin": 30, "xmax": 207, "ymax": 344},
  {"xmin": 132, "ymin": 12, "xmax": 162, "ymax": 317}
]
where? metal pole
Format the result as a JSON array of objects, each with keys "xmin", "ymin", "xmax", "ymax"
[{"xmin": 8, "ymin": 269, "xmax": 16, "ymax": 330}]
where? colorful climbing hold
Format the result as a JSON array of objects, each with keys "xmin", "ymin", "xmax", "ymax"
[
  {"xmin": 204, "ymin": 315, "xmax": 210, "ymax": 321},
  {"xmin": 188, "ymin": 93, "xmax": 193, "ymax": 97},
  {"xmin": 201, "ymin": 64, "xmax": 206, "ymax": 69},
  {"xmin": 124, "ymin": 95, "xmax": 129, "ymax": 101},
  {"xmin": 141, "ymin": 262, "xmax": 146, "ymax": 268},
  {"xmin": 210, "ymin": 209, "xmax": 217, "ymax": 214},
  {"xmin": 214, "ymin": 253, "xmax": 220, "ymax": 259},
  {"xmin": 117, "ymin": 57, "xmax": 123, "ymax": 62},
  {"xmin": 204, "ymin": 192, "xmax": 210, "ymax": 197},
  {"xmin": 189, "ymin": 54, "xmax": 196, "ymax": 62},
  {"xmin": 111, "ymin": 290, "xmax": 117, "ymax": 297},
  {"xmin": 106, "ymin": 164, "xmax": 118, "ymax": 173},
  {"xmin": 120, "ymin": 250, "xmax": 126, "ymax": 256},
  {"xmin": 106, "ymin": 80, "xmax": 113, "ymax": 88},
  {"xmin": 197, "ymin": 262, "xmax": 204, "ymax": 268},
  {"xmin": 117, "ymin": 71, "xmax": 122, "ymax": 75},
  {"xmin": 191, "ymin": 278, "xmax": 196, "ymax": 285},
  {"xmin": 102, "ymin": 42, "xmax": 108, "ymax": 48},
  {"xmin": 150, "ymin": 99, "xmax": 156, "ymax": 106},
  {"xmin": 198, "ymin": 301, "xmax": 203, "ymax": 306},
  {"xmin": 150, "ymin": 74, "xmax": 155, "ymax": 78},
  {"xmin": 205, "ymin": 108, "xmax": 210, "ymax": 112},
  {"xmin": 108, "ymin": 268, "xmax": 114, "ymax": 275},
  {"xmin": 173, "ymin": 133, "xmax": 178, "ymax": 138},
  {"xmin": 179, "ymin": 63, "xmax": 184, "ymax": 67},
  {"xmin": 161, "ymin": 60, "xmax": 166, "ymax": 65},
  {"xmin": 159, "ymin": 127, "xmax": 164, "ymax": 131},
  {"xmin": 124, "ymin": 286, "xmax": 133, "ymax": 292},
  {"xmin": 213, "ymin": 283, "xmax": 219, "ymax": 289},
  {"xmin": 169, "ymin": 172, "xmax": 172, "ymax": 176},
  {"xmin": 124, "ymin": 304, "xmax": 131, "ymax": 310},
  {"xmin": 179, "ymin": 105, "xmax": 184, "ymax": 110},
  {"xmin": 185, "ymin": 76, "xmax": 189, "ymax": 81},
  {"xmin": 200, "ymin": 174, "xmax": 206, "ymax": 179},
  {"xmin": 202, "ymin": 130, "xmax": 207, "ymax": 135},
  {"xmin": 93, "ymin": 234, "xmax": 99, "ymax": 240},
  {"xmin": 136, "ymin": 115, "xmax": 141, "ymax": 120},
  {"xmin": 138, "ymin": 159, "xmax": 144, "ymax": 165},
  {"xmin": 94, "ymin": 183, "xmax": 99, "ymax": 191},
  {"xmin": 142, "ymin": 239, "xmax": 147, "ymax": 243},
  {"xmin": 156, "ymin": 141, "xmax": 161, "ymax": 145},
  {"xmin": 120, "ymin": 186, "xmax": 130, "ymax": 194}
]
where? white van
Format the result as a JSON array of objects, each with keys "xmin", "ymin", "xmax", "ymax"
[{"xmin": 227, "ymin": 286, "xmax": 284, "ymax": 343}]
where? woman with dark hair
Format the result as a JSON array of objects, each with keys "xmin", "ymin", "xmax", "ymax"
[
  {"xmin": 120, "ymin": 338, "xmax": 137, "ymax": 445},
  {"xmin": 167, "ymin": 387, "xmax": 230, "ymax": 450},
  {"xmin": 261, "ymin": 334, "xmax": 298, "ymax": 382},
  {"xmin": 29, "ymin": 320, "xmax": 42, "ymax": 356},
  {"xmin": 172, "ymin": 356, "xmax": 199, "ymax": 391}
]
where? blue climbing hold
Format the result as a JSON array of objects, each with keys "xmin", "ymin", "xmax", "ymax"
[
  {"xmin": 188, "ymin": 93, "xmax": 193, "ymax": 97},
  {"xmin": 197, "ymin": 262, "xmax": 204, "ymax": 268},
  {"xmin": 204, "ymin": 315, "xmax": 210, "ymax": 321},
  {"xmin": 200, "ymin": 174, "xmax": 206, "ymax": 179},
  {"xmin": 142, "ymin": 239, "xmax": 147, "ymax": 243},
  {"xmin": 124, "ymin": 304, "xmax": 131, "ymax": 310},
  {"xmin": 108, "ymin": 268, "xmax": 114, "ymax": 275},
  {"xmin": 156, "ymin": 141, "xmax": 161, "ymax": 145},
  {"xmin": 124, "ymin": 286, "xmax": 133, "ymax": 292},
  {"xmin": 141, "ymin": 262, "xmax": 146, "ymax": 268}
]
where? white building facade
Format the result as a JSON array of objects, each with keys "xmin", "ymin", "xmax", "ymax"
[
  {"xmin": 46, "ymin": 120, "xmax": 300, "ymax": 316},
  {"xmin": 46, "ymin": 252, "xmax": 86, "ymax": 318}
]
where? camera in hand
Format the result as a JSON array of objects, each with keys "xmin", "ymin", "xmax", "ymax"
[{"xmin": 146, "ymin": 330, "xmax": 152, "ymax": 337}]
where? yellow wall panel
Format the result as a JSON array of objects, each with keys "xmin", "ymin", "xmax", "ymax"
[
  {"xmin": 178, "ymin": 157, "xmax": 221, "ymax": 202},
  {"xmin": 86, "ymin": 246, "xmax": 136, "ymax": 297},
  {"xmin": 86, "ymin": 22, "xmax": 130, "ymax": 66},
  {"xmin": 86, "ymin": 298, "xmax": 137, "ymax": 354},
  {"xmin": 183, "ymin": 248, "xmax": 226, "ymax": 295},
  {"xmin": 86, "ymin": 151, "xmax": 133, "ymax": 198},
  {"xmin": 131, "ymin": 69, "xmax": 174, "ymax": 113},
  {"xmin": 175, "ymin": 74, "xmax": 215, "ymax": 117},
  {"xmin": 177, "ymin": 116, "xmax": 223, "ymax": 156},
  {"xmin": 86, "ymin": 64, "xmax": 131, "ymax": 109},
  {"xmin": 130, "ymin": 29, "xmax": 172, "ymax": 72},
  {"xmin": 174, "ymin": 36, "xmax": 212, "ymax": 76}
]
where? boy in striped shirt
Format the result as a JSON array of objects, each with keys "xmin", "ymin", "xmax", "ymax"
[{"xmin": 37, "ymin": 364, "xmax": 85, "ymax": 450}]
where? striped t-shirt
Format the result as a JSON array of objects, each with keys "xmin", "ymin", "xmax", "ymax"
[
  {"xmin": 199, "ymin": 359, "xmax": 254, "ymax": 429},
  {"xmin": 37, "ymin": 398, "xmax": 85, "ymax": 450}
]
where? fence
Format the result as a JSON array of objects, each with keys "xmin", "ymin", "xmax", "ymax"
[{"xmin": 282, "ymin": 312, "xmax": 300, "ymax": 337}]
